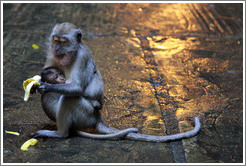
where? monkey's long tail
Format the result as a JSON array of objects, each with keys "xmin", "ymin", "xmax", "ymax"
[
  {"xmin": 97, "ymin": 116, "xmax": 201, "ymax": 143},
  {"xmin": 77, "ymin": 128, "xmax": 138, "ymax": 140}
]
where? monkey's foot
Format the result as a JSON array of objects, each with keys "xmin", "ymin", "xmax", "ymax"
[{"xmin": 32, "ymin": 130, "xmax": 64, "ymax": 138}]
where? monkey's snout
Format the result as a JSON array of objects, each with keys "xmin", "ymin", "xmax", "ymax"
[
  {"xmin": 55, "ymin": 44, "xmax": 61, "ymax": 51},
  {"xmin": 55, "ymin": 52, "xmax": 65, "ymax": 58}
]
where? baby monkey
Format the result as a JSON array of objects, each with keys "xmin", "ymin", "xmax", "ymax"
[
  {"xmin": 41, "ymin": 67, "xmax": 66, "ymax": 84},
  {"xmin": 41, "ymin": 67, "xmax": 101, "ymax": 109}
]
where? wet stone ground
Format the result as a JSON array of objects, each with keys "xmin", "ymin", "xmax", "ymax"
[{"xmin": 2, "ymin": 3, "xmax": 244, "ymax": 163}]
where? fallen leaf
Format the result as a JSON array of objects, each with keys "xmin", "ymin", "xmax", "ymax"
[{"xmin": 32, "ymin": 44, "xmax": 40, "ymax": 50}]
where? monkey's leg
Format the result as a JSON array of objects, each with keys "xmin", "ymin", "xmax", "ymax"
[
  {"xmin": 54, "ymin": 100, "xmax": 72, "ymax": 138},
  {"xmin": 34, "ymin": 97, "xmax": 72, "ymax": 138},
  {"xmin": 34, "ymin": 122, "xmax": 70, "ymax": 138},
  {"xmin": 41, "ymin": 93, "xmax": 60, "ymax": 122},
  {"xmin": 34, "ymin": 110, "xmax": 71, "ymax": 138},
  {"xmin": 77, "ymin": 128, "xmax": 138, "ymax": 140}
]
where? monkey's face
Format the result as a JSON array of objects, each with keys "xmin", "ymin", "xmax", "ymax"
[
  {"xmin": 54, "ymin": 74, "xmax": 66, "ymax": 84},
  {"xmin": 47, "ymin": 71, "xmax": 66, "ymax": 84},
  {"xmin": 51, "ymin": 35, "xmax": 70, "ymax": 56},
  {"xmin": 50, "ymin": 23, "xmax": 82, "ymax": 58}
]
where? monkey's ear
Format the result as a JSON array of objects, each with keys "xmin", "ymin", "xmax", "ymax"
[{"xmin": 77, "ymin": 29, "xmax": 82, "ymax": 42}]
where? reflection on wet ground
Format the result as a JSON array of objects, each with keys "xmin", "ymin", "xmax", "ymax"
[{"xmin": 2, "ymin": 3, "xmax": 243, "ymax": 163}]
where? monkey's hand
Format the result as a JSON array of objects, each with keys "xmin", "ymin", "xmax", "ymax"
[
  {"xmin": 23, "ymin": 75, "xmax": 41, "ymax": 101},
  {"xmin": 38, "ymin": 83, "xmax": 51, "ymax": 94}
]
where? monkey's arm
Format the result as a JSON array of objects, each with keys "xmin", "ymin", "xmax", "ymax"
[
  {"xmin": 38, "ymin": 79, "xmax": 103, "ymax": 100},
  {"xmin": 38, "ymin": 83, "xmax": 83, "ymax": 96}
]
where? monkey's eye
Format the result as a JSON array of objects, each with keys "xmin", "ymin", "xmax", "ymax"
[
  {"xmin": 60, "ymin": 37, "xmax": 68, "ymax": 43},
  {"xmin": 53, "ymin": 36, "xmax": 59, "ymax": 41}
]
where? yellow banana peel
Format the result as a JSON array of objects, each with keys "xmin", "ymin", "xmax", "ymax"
[
  {"xmin": 5, "ymin": 130, "xmax": 20, "ymax": 136},
  {"xmin": 21, "ymin": 138, "xmax": 38, "ymax": 152},
  {"xmin": 23, "ymin": 75, "xmax": 41, "ymax": 101}
]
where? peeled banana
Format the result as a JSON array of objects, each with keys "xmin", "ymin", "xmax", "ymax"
[
  {"xmin": 21, "ymin": 138, "xmax": 38, "ymax": 152},
  {"xmin": 23, "ymin": 75, "xmax": 41, "ymax": 101}
]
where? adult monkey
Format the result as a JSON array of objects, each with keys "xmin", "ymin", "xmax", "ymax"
[
  {"xmin": 37, "ymin": 22, "xmax": 138, "ymax": 140},
  {"xmin": 37, "ymin": 22, "xmax": 201, "ymax": 142}
]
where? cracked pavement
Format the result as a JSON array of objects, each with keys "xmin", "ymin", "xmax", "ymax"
[{"xmin": 2, "ymin": 3, "xmax": 244, "ymax": 163}]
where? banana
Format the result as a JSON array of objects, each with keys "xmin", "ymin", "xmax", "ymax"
[
  {"xmin": 21, "ymin": 138, "xmax": 38, "ymax": 152},
  {"xmin": 23, "ymin": 75, "xmax": 41, "ymax": 101}
]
